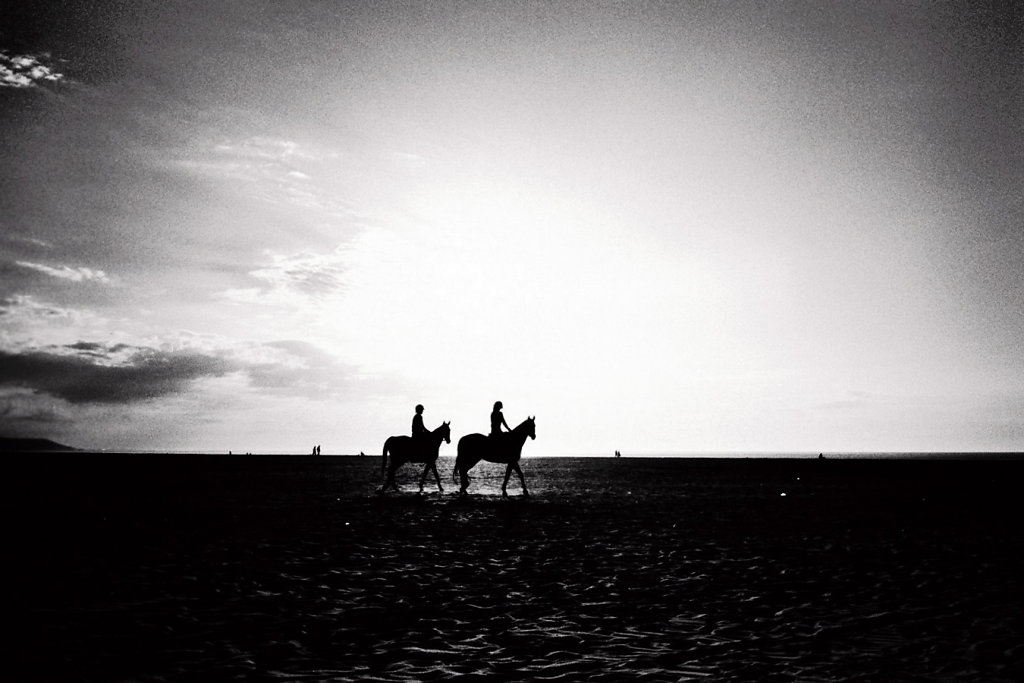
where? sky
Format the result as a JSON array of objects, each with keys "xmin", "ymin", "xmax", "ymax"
[{"xmin": 1, "ymin": 1, "xmax": 1022, "ymax": 454}]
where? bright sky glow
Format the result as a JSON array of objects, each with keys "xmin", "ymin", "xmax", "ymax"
[{"xmin": 2, "ymin": 2, "xmax": 1022, "ymax": 454}]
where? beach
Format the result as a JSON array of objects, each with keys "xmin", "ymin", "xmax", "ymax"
[{"xmin": 5, "ymin": 454, "xmax": 1023, "ymax": 681}]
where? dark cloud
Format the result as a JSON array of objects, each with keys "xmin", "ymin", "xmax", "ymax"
[
  {"xmin": 0, "ymin": 339, "xmax": 355, "ymax": 406},
  {"xmin": 0, "ymin": 344, "xmax": 235, "ymax": 404}
]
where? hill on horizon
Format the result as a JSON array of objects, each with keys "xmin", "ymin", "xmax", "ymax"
[{"xmin": 0, "ymin": 437, "xmax": 78, "ymax": 452}]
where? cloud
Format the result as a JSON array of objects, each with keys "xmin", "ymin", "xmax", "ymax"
[
  {"xmin": 214, "ymin": 137, "xmax": 313, "ymax": 161},
  {"xmin": 0, "ymin": 296, "xmax": 135, "ymax": 358},
  {"xmin": 15, "ymin": 261, "xmax": 112, "ymax": 284},
  {"xmin": 183, "ymin": 137, "xmax": 315, "ymax": 186},
  {"xmin": 0, "ymin": 388, "xmax": 73, "ymax": 431},
  {"xmin": 1, "ymin": 234, "xmax": 53, "ymax": 249},
  {"xmin": 0, "ymin": 336, "xmax": 356, "ymax": 407},
  {"xmin": 175, "ymin": 137, "xmax": 357, "ymax": 217},
  {"xmin": 248, "ymin": 251, "xmax": 347, "ymax": 297},
  {"xmin": 221, "ymin": 248, "xmax": 348, "ymax": 306},
  {"xmin": 0, "ymin": 344, "xmax": 236, "ymax": 404},
  {"xmin": 245, "ymin": 340, "xmax": 354, "ymax": 395},
  {"xmin": 0, "ymin": 295, "xmax": 76, "ymax": 321},
  {"xmin": 0, "ymin": 52, "xmax": 64, "ymax": 88}
]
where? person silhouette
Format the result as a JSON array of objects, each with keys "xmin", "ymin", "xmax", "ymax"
[
  {"xmin": 412, "ymin": 404, "xmax": 430, "ymax": 438},
  {"xmin": 490, "ymin": 400, "xmax": 511, "ymax": 439}
]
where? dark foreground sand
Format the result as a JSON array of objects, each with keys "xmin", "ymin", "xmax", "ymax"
[{"xmin": 4, "ymin": 454, "xmax": 1023, "ymax": 681}]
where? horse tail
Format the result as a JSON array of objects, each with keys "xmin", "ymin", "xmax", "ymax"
[
  {"xmin": 451, "ymin": 450, "xmax": 460, "ymax": 486},
  {"xmin": 381, "ymin": 438, "xmax": 390, "ymax": 478}
]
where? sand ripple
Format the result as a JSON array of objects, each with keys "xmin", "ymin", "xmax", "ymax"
[{"xmin": 6, "ymin": 455, "xmax": 1024, "ymax": 681}]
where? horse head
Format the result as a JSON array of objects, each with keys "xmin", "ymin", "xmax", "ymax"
[
  {"xmin": 521, "ymin": 415, "xmax": 536, "ymax": 440},
  {"xmin": 438, "ymin": 420, "xmax": 452, "ymax": 444}
]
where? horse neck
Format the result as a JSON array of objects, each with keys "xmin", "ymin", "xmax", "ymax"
[
  {"xmin": 429, "ymin": 427, "xmax": 447, "ymax": 446},
  {"xmin": 510, "ymin": 420, "xmax": 532, "ymax": 445}
]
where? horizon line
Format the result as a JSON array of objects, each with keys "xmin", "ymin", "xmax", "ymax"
[{"xmin": 19, "ymin": 449, "xmax": 1024, "ymax": 459}]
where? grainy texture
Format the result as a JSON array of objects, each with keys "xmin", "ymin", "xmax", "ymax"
[{"xmin": 5, "ymin": 455, "xmax": 1023, "ymax": 681}]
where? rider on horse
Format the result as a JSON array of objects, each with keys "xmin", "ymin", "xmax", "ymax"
[
  {"xmin": 412, "ymin": 404, "xmax": 430, "ymax": 451},
  {"xmin": 490, "ymin": 401, "xmax": 511, "ymax": 442},
  {"xmin": 412, "ymin": 404, "xmax": 429, "ymax": 436}
]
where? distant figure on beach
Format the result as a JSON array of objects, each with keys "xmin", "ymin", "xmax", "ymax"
[
  {"xmin": 316, "ymin": 445, "xmax": 321, "ymax": 456},
  {"xmin": 490, "ymin": 401, "xmax": 511, "ymax": 439},
  {"xmin": 615, "ymin": 450, "xmax": 621, "ymax": 458}
]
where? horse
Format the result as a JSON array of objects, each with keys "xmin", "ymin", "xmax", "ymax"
[
  {"xmin": 379, "ymin": 421, "xmax": 451, "ymax": 494},
  {"xmin": 452, "ymin": 416, "xmax": 536, "ymax": 497}
]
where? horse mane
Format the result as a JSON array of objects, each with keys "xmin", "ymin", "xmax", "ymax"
[{"xmin": 513, "ymin": 416, "xmax": 535, "ymax": 432}]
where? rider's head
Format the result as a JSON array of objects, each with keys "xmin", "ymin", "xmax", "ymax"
[
  {"xmin": 494, "ymin": 401, "xmax": 503, "ymax": 410},
  {"xmin": 415, "ymin": 404, "xmax": 424, "ymax": 414}
]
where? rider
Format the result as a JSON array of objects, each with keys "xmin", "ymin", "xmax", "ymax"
[
  {"xmin": 412, "ymin": 404, "xmax": 429, "ymax": 441},
  {"xmin": 490, "ymin": 400, "xmax": 511, "ymax": 439}
]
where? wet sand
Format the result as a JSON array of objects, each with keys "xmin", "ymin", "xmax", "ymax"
[{"xmin": 5, "ymin": 455, "xmax": 1023, "ymax": 681}]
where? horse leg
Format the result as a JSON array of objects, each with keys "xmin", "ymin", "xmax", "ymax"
[
  {"xmin": 501, "ymin": 463, "xmax": 514, "ymax": 497},
  {"xmin": 379, "ymin": 464, "xmax": 394, "ymax": 494},
  {"xmin": 513, "ymin": 461, "xmax": 529, "ymax": 497},
  {"xmin": 418, "ymin": 463, "xmax": 430, "ymax": 492},
  {"xmin": 377, "ymin": 444, "xmax": 389, "ymax": 493},
  {"xmin": 387, "ymin": 462, "xmax": 401, "ymax": 492},
  {"xmin": 458, "ymin": 457, "xmax": 479, "ymax": 495},
  {"xmin": 431, "ymin": 462, "xmax": 444, "ymax": 492}
]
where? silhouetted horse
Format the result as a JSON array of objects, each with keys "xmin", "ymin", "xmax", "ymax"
[
  {"xmin": 379, "ymin": 421, "xmax": 451, "ymax": 494},
  {"xmin": 453, "ymin": 416, "xmax": 536, "ymax": 496}
]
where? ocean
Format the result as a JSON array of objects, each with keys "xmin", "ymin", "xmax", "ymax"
[{"xmin": 5, "ymin": 454, "xmax": 1023, "ymax": 681}]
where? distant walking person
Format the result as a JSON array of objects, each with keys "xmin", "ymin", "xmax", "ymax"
[{"xmin": 490, "ymin": 401, "xmax": 511, "ymax": 439}]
